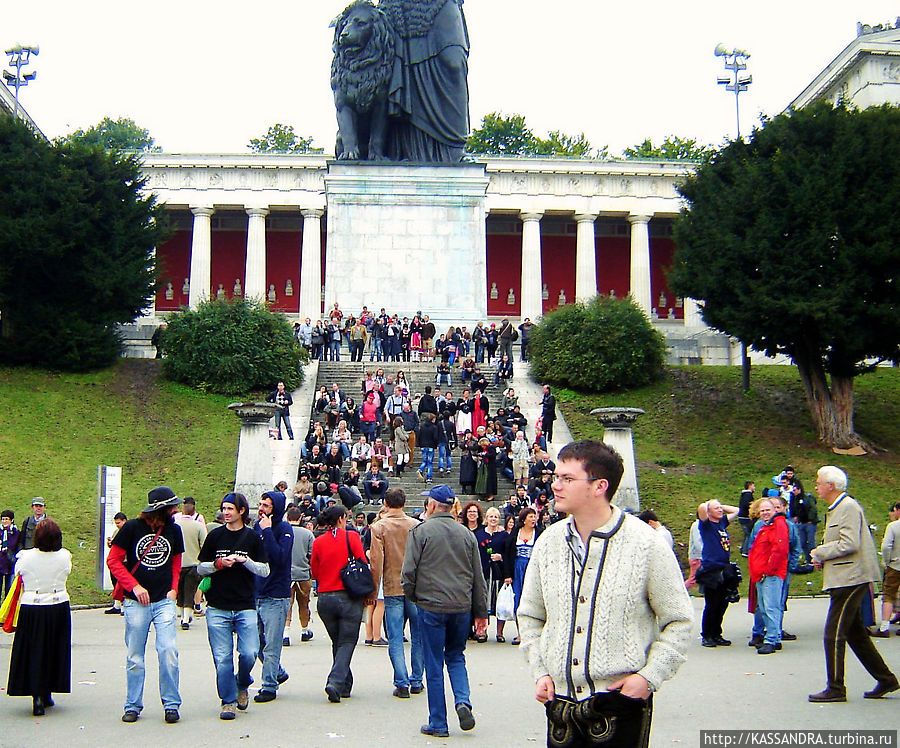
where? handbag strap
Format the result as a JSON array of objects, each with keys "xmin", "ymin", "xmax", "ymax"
[
  {"xmin": 344, "ymin": 528, "xmax": 354, "ymax": 565},
  {"xmin": 129, "ymin": 526, "xmax": 165, "ymax": 576}
]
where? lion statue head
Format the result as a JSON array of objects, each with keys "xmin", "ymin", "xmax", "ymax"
[{"xmin": 330, "ymin": 0, "xmax": 395, "ymax": 113}]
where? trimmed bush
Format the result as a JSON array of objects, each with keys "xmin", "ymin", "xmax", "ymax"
[
  {"xmin": 160, "ymin": 298, "xmax": 305, "ymax": 395},
  {"xmin": 528, "ymin": 296, "xmax": 665, "ymax": 391}
]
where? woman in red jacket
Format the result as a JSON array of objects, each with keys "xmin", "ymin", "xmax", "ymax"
[{"xmin": 310, "ymin": 505, "xmax": 371, "ymax": 702}]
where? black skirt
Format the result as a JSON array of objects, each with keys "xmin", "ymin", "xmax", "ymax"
[{"xmin": 7, "ymin": 602, "xmax": 71, "ymax": 696}]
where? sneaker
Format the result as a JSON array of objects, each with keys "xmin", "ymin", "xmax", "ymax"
[
  {"xmin": 748, "ymin": 635, "xmax": 763, "ymax": 647},
  {"xmin": 456, "ymin": 703, "xmax": 476, "ymax": 731},
  {"xmin": 236, "ymin": 689, "xmax": 249, "ymax": 710},
  {"xmin": 220, "ymin": 703, "xmax": 237, "ymax": 720},
  {"xmin": 364, "ymin": 639, "xmax": 374, "ymax": 646},
  {"xmin": 757, "ymin": 644, "xmax": 777, "ymax": 655},
  {"xmin": 301, "ymin": 630, "xmax": 314, "ymax": 642},
  {"xmin": 181, "ymin": 621, "xmax": 190, "ymax": 631},
  {"xmin": 277, "ymin": 672, "xmax": 290, "ymax": 685},
  {"xmin": 104, "ymin": 607, "xmax": 120, "ymax": 615},
  {"xmin": 122, "ymin": 711, "xmax": 139, "ymax": 723},
  {"xmin": 421, "ymin": 725, "xmax": 450, "ymax": 738},
  {"xmin": 700, "ymin": 637, "xmax": 717, "ymax": 647},
  {"xmin": 282, "ymin": 636, "xmax": 291, "ymax": 646},
  {"xmin": 164, "ymin": 708, "xmax": 180, "ymax": 723},
  {"xmin": 780, "ymin": 631, "xmax": 797, "ymax": 641},
  {"xmin": 410, "ymin": 684, "xmax": 424, "ymax": 694},
  {"xmin": 254, "ymin": 691, "xmax": 277, "ymax": 703},
  {"xmin": 393, "ymin": 686, "xmax": 410, "ymax": 699},
  {"xmin": 417, "ymin": 469, "xmax": 425, "ymax": 482},
  {"xmin": 371, "ymin": 637, "xmax": 389, "ymax": 647},
  {"xmin": 194, "ymin": 604, "xmax": 205, "ymax": 617},
  {"xmin": 712, "ymin": 636, "xmax": 732, "ymax": 646}
]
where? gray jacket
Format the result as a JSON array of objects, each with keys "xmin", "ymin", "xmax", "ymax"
[
  {"xmin": 290, "ymin": 524, "xmax": 314, "ymax": 582},
  {"xmin": 401, "ymin": 513, "xmax": 488, "ymax": 617}
]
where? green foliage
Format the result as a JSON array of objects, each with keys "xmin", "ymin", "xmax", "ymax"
[
  {"xmin": 621, "ymin": 135, "xmax": 713, "ymax": 162},
  {"xmin": 528, "ymin": 296, "xmax": 666, "ymax": 391},
  {"xmin": 466, "ymin": 112, "xmax": 604, "ymax": 158},
  {"xmin": 161, "ymin": 298, "xmax": 306, "ymax": 395},
  {"xmin": 60, "ymin": 116, "xmax": 158, "ymax": 152},
  {"xmin": 248, "ymin": 123, "xmax": 322, "ymax": 153},
  {"xmin": 0, "ymin": 117, "xmax": 166, "ymax": 370}
]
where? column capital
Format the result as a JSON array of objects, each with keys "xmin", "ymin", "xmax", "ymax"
[
  {"xmin": 245, "ymin": 206, "xmax": 270, "ymax": 218},
  {"xmin": 190, "ymin": 205, "xmax": 215, "ymax": 218},
  {"xmin": 574, "ymin": 212, "xmax": 598, "ymax": 224},
  {"xmin": 519, "ymin": 210, "xmax": 543, "ymax": 223},
  {"xmin": 300, "ymin": 207, "xmax": 325, "ymax": 219},
  {"xmin": 627, "ymin": 213, "xmax": 652, "ymax": 225}
]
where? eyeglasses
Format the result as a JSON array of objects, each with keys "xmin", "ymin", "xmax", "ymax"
[{"xmin": 551, "ymin": 475, "xmax": 601, "ymax": 485}]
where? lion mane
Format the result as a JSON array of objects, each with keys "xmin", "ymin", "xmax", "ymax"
[{"xmin": 330, "ymin": 1, "xmax": 395, "ymax": 113}]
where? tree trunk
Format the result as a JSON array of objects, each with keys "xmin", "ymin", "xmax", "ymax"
[{"xmin": 794, "ymin": 355, "xmax": 873, "ymax": 452}]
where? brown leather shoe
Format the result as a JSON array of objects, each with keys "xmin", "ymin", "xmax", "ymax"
[
  {"xmin": 808, "ymin": 688, "xmax": 846, "ymax": 703},
  {"xmin": 863, "ymin": 678, "xmax": 900, "ymax": 699},
  {"xmin": 870, "ymin": 629, "xmax": 891, "ymax": 638}
]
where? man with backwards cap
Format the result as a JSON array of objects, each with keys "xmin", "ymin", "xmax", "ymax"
[
  {"xmin": 402, "ymin": 484, "xmax": 488, "ymax": 739},
  {"xmin": 107, "ymin": 486, "xmax": 186, "ymax": 725}
]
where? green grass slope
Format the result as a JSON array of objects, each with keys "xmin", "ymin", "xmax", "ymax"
[
  {"xmin": 0, "ymin": 360, "xmax": 239, "ymax": 603},
  {"xmin": 560, "ymin": 366, "xmax": 900, "ymax": 596}
]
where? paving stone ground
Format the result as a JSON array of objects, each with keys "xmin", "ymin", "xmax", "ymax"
[{"xmin": 0, "ymin": 596, "xmax": 897, "ymax": 746}]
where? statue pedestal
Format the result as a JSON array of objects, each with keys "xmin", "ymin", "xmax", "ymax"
[
  {"xmin": 590, "ymin": 407, "xmax": 645, "ymax": 512},
  {"xmin": 323, "ymin": 163, "xmax": 489, "ymax": 320},
  {"xmin": 228, "ymin": 402, "xmax": 279, "ymax": 506}
]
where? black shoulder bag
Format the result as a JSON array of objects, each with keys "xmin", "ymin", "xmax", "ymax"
[{"xmin": 340, "ymin": 530, "xmax": 374, "ymax": 599}]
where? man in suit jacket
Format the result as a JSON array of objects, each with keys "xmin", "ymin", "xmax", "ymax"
[
  {"xmin": 540, "ymin": 385, "xmax": 557, "ymax": 442},
  {"xmin": 808, "ymin": 465, "xmax": 898, "ymax": 703}
]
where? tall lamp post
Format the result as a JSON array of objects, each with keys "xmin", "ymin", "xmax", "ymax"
[
  {"xmin": 3, "ymin": 44, "xmax": 39, "ymax": 118},
  {"xmin": 715, "ymin": 43, "xmax": 753, "ymax": 391}
]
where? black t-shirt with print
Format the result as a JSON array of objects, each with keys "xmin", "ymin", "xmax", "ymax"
[
  {"xmin": 198, "ymin": 524, "xmax": 268, "ymax": 611},
  {"xmin": 112, "ymin": 518, "xmax": 185, "ymax": 603}
]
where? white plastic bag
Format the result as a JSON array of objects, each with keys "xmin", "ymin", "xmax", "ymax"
[{"xmin": 496, "ymin": 582, "xmax": 515, "ymax": 621}]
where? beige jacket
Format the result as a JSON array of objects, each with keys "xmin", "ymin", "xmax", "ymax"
[
  {"xmin": 813, "ymin": 494, "xmax": 880, "ymax": 590},
  {"xmin": 369, "ymin": 510, "xmax": 418, "ymax": 598}
]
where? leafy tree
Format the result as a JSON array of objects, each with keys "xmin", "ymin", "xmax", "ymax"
[
  {"xmin": 160, "ymin": 298, "xmax": 305, "ymax": 395},
  {"xmin": 622, "ymin": 135, "xmax": 712, "ymax": 162},
  {"xmin": 529, "ymin": 296, "xmax": 666, "ymax": 391},
  {"xmin": 0, "ymin": 117, "xmax": 166, "ymax": 370},
  {"xmin": 248, "ymin": 123, "xmax": 321, "ymax": 153},
  {"xmin": 61, "ymin": 116, "xmax": 158, "ymax": 152},
  {"xmin": 670, "ymin": 102, "xmax": 900, "ymax": 451},
  {"xmin": 466, "ymin": 112, "xmax": 603, "ymax": 158}
]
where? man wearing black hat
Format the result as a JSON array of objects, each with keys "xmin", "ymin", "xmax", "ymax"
[
  {"xmin": 107, "ymin": 486, "xmax": 186, "ymax": 725},
  {"xmin": 402, "ymin": 484, "xmax": 488, "ymax": 738}
]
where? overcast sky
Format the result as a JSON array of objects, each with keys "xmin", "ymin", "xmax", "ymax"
[{"xmin": 5, "ymin": 1, "xmax": 899, "ymax": 156}]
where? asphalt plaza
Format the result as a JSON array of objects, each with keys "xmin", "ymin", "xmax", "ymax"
[{"xmin": 0, "ymin": 596, "xmax": 897, "ymax": 747}]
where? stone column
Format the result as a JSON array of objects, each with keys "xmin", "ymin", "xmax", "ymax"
[
  {"xmin": 188, "ymin": 206, "xmax": 214, "ymax": 309},
  {"xmin": 590, "ymin": 407, "xmax": 645, "ymax": 511},
  {"xmin": 520, "ymin": 211, "xmax": 544, "ymax": 321},
  {"xmin": 574, "ymin": 213, "xmax": 598, "ymax": 303},
  {"xmin": 628, "ymin": 213, "xmax": 652, "ymax": 316},
  {"xmin": 299, "ymin": 208, "xmax": 324, "ymax": 320},
  {"xmin": 244, "ymin": 207, "xmax": 269, "ymax": 302},
  {"xmin": 228, "ymin": 402, "xmax": 280, "ymax": 508}
]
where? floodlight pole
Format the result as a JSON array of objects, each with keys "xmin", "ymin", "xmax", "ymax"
[
  {"xmin": 716, "ymin": 46, "xmax": 753, "ymax": 391},
  {"xmin": 3, "ymin": 44, "xmax": 39, "ymax": 118}
]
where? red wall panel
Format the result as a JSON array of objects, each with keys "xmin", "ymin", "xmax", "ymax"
[
  {"xmin": 485, "ymin": 233, "xmax": 522, "ymax": 316},
  {"xmin": 541, "ymin": 234, "xmax": 576, "ymax": 313},
  {"xmin": 596, "ymin": 236, "xmax": 630, "ymax": 299},
  {"xmin": 210, "ymin": 230, "xmax": 247, "ymax": 301},
  {"xmin": 651, "ymin": 237, "xmax": 681, "ymax": 319},
  {"xmin": 266, "ymin": 231, "xmax": 301, "ymax": 313},
  {"xmin": 155, "ymin": 230, "xmax": 191, "ymax": 311}
]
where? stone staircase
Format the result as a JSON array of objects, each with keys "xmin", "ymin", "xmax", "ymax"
[{"xmin": 306, "ymin": 359, "xmax": 517, "ymax": 509}]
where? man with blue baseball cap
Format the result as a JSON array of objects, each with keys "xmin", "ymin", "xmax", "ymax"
[{"xmin": 402, "ymin": 485, "xmax": 488, "ymax": 738}]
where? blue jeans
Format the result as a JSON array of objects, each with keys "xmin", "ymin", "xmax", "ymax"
[
  {"xmin": 370, "ymin": 338, "xmax": 383, "ymax": 361},
  {"xmin": 437, "ymin": 442, "xmax": 452, "ymax": 471},
  {"xmin": 329, "ymin": 340, "xmax": 341, "ymax": 361},
  {"xmin": 122, "ymin": 597, "xmax": 180, "ymax": 713},
  {"xmin": 383, "ymin": 596, "xmax": 423, "ymax": 689},
  {"xmin": 752, "ymin": 576, "xmax": 784, "ymax": 645},
  {"xmin": 419, "ymin": 447, "xmax": 435, "ymax": 481},
  {"xmin": 206, "ymin": 606, "xmax": 258, "ymax": 705},
  {"xmin": 419, "ymin": 608, "xmax": 472, "ymax": 732},
  {"xmin": 317, "ymin": 591, "xmax": 363, "ymax": 694},
  {"xmin": 274, "ymin": 411, "xmax": 293, "ymax": 440},
  {"xmin": 797, "ymin": 523, "xmax": 816, "ymax": 562},
  {"xmin": 257, "ymin": 597, "xmax": 290, "ymax": 692}
]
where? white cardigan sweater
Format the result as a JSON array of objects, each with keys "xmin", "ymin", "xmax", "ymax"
[
  {"xmin": 15, "ymin": 548, "xmax": 71, "ymax": 606},
  {"xmin": 518, "ymin": 509, "xmax": 693, "ymax": 697}
]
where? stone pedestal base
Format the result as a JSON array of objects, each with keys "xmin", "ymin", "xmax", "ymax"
[
  {"xmin": 590, "ymin": 407, "xmax": 645, "ymax": 512},
  {"xmin": 228, "ymin": 402, "xmax": 280, "ymax": 507},
  {"xmin": 324, "ymin": 163, "xmax": 489, "ymax": 319}
]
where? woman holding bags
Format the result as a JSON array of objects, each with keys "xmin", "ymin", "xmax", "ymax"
[{"xmin": 6, "ymin": 518, "xmax": 71, "ymax": 716}]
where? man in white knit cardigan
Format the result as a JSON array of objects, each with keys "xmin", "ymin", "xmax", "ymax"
[{"xmin": 518, "ymin": 440, "xmax": 694, "ymax": 747}]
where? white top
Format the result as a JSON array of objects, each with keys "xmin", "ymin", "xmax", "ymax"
[{"xmin": 15, "ymin": 548, "xmax": 72, "ymax": 605}]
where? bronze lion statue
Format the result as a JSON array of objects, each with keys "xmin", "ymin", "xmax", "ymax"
[{"xmin": 330, "ymin": 1, "xmax": 395, "ymax": 160}]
